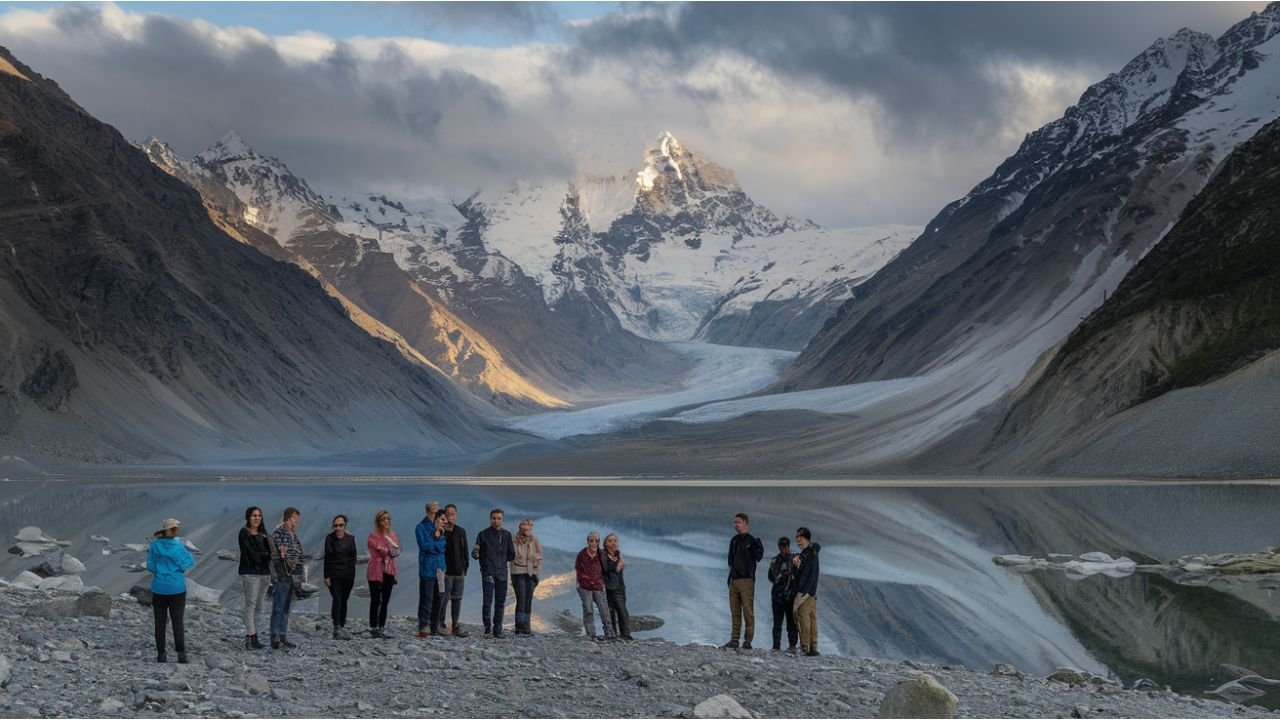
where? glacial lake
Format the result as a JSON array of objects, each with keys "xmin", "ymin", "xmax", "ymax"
[{"xmin": 1, "ymin": 478, "xmax": 1276, "ymax": 706}]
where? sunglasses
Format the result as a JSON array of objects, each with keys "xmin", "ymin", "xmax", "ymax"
[{"xmin": 333, "ymin": 523, "xmax": 346, "ymax": 528}]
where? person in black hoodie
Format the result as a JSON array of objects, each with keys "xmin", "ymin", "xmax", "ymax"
[
  {"xmin": 791, "ymin": 526, "xmax": 821, "ymax": 657},
  {"xmin": 472, "ymin": 508, "xmax": 516, "ymax": 637},
  {"xmin": 724, "ymin": 512, "xmax": 764, "ymax": 650},
  {"xmin": 443, "ymin": 503, "xmax": 470, "ymax": 637},
  {"xmin": 237, "ymin": 506, "xmax": 272, "ymax": 650},
  {"xmin": 601, "ymin": 533, "xmax": 633, "ymax": 641},
  {"xmin": 767, "ymin": 536, "xmax": 799, "ymax": 653},
  {"xmin": 323, "ymin": 514, "xmax": 357, "ymax": 640}
]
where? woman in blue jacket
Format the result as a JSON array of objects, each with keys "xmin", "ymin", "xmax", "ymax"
[
  {"xmin": 147, "ymin": 517, "xmax": 196, "ymax": 663},
  {"xmin": 415, "ymin": 508, "xmax": 448, "ymax": 637}
]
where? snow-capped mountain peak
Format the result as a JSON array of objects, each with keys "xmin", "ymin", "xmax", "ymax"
[{"xmin": 187, "ymin": 131, "xmax": 328, "ymax": 242}]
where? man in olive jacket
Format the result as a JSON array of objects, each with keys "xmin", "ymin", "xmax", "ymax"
[{"xmin": 724, "ymin": 512, "xmax": 764, "ymax": 650}]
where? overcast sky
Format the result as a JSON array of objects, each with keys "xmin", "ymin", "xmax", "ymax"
[{"xmin": 0, "ymin": 2, "xmax": 1266, "ymax": 227}]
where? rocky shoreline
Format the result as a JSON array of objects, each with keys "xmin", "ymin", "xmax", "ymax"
[{"xmin": 0, "ymin": 583, "xmax": 1276, "ymax": 719}]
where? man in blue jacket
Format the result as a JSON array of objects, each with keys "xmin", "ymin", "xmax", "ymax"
[
  {"xmin": 472, "ymin": 508, "xmax": 516, "ymax": 637},
  {"xmin": 415, "ymin": 504, "xmax": 447, "ymax": 637}
]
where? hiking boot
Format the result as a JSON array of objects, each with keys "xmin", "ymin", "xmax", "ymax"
[
  {"xmin": 807, "ymin": 649, "xmax": 820, "ymax": 657},
  {"xmin": 250, "ymin": 634, "xmax": 265, "ymax": 650},
  {"xmin": 156, "ymin": 652, "xmax": 167, "ymax": 663},
  {"xmin": 742, "ymin": 641, "xmax": 753, "ymax": 650},
  {"xmin": 369, "ymin": 628, "xmax": 382, "ymax": 639},
  {"xmin": 244, "ymin": 635, "xmax": 253, "ymax": 650},
  {"xmin": 271, "ymin": 638, "xmax": 281, "ymax": 650},
  {"xmin": 281, "ymin": 637, "xmax": 297, "ymax": 649},
  {"xmin": 452, "ymin": 628, "xmax": 469, "ymax": 638},
  {"xmin": 334, "ymin": 627, "xmax": 342, "ymax": 640},
  {"xmin": 177, "ymin": 652, "xmax": 189, "ymax": 664},
  {"xmin": 493, "ymin": 629, "xmax": 504, "ymax": 639},
  {"xmin": 786, "ymin": 646, "xmax": 799, "ymax": 655},
  {"xmin": 721, "ymin": 641, "xmax": 739, "ymax": 650},
  {"xmin": 416, "ymin": 630, "xmax": 429, "ymax": 639}
]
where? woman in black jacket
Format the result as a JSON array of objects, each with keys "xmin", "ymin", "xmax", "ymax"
[
  {"xmin": 601, "ymin": 533, "xmax": 633, "ymax": 641},
  {"xmin": 324, "ymin": 514, "xmax": 358, "ymax": 640},
  {"xmin": 238, "ymin": 506, "xmax": 272, "ymax": 650}
]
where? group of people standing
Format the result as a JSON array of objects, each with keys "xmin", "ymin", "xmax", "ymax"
[
  {"xmin": 145, "ymin": 505, "xmax": 821, "ymax": 662},
  {"xmin": 723, "ymin": 513, "xmax": 822, "ymax": 656}
]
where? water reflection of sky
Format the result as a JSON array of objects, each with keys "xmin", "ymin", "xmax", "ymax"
[{"xmin": 1, "ymin": 480, "xmax": 1276, "ymax": 688}]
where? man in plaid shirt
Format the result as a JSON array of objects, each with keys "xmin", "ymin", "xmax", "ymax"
[{"xmin": 270, "ymin": 507, "xmax": 304, "ymax": 650}]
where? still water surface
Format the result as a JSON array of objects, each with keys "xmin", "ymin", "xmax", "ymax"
[{"xmin": 1, "ymin": 479, "xmax": 1275, "ymax": 702}]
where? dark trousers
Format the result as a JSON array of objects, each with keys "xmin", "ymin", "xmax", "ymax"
[
  {"xmin": 153, "ymin": 591, "xmax": 186, "ymax": 654},
  {"xmin": 481, "ymin": 573, "xmax": 509, "ymax": 633},
  {"xmin": 606, "ymin": 587, "xmax": 631, "ymax": 637},
  {"xmin": 368, "ymin": 574, "xmax": 395, "ymax": 629},
  {"xmin": 511, "ymin": 574, "xmax": 535, "ymax": 630},
  {"xmin": 329, "ymin": 577, "xmax": 354, "ymax": 628},
  {"xmin": 771, "ymin": 596, "xmax": 799, "ymax": 650},
  {"xmin": 417, "ymin": 576, "xmax": 442, "ymax": 632}
]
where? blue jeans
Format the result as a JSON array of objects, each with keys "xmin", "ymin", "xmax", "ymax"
[
  {"xmin": 270, "ymin": 575, "xmax": 294, "ymax": 639},
  {"xmin": 417, "ymin": 576, "xmax": 441, "ymax": 631},
  {"xmin": 481, "ymin": 573, "xmax": 508, "ymax": 633},
  {"xmin": 511, "ymin": 574, "xmax": 535, "ymax": 630}
]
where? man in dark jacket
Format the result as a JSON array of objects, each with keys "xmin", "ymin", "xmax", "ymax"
[
  {"xmin": 767, "ymin": 536, "xmax": 799, "ymax": 653},
  {"xmin": 443, "ymin": 503, "xmax": 470, "ymax": 637},
  {"xmin": 724, "ymin": 512, "xmax": 764, "ymax": 650},
  {"xmin": 472, "ymin": 508, "xmax": 516, "ymax": 637},
  {"xmin": 792, "ymin": 526, "xmax": 821, "ymax": 656}
]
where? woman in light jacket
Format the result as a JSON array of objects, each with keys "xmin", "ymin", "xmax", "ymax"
[
  {"xmin": 367, "ymin": 509, "xmax": 402, "ymax": 638},
  {"xmin": 237, "ymin": 506, "xmax": 272, "ymax": 650},
  {"xmin": 510, "ymin": 517, "xmax": 543, "ymax": 635},
  {"xmin": 148, "ymin": 517, "xmax": 196, "ymax": 663}
]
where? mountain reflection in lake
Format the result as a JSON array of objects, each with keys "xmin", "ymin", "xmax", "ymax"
[{"xmin": 0, "ymin": 480, "xmax": 1275, "ymax": 704}]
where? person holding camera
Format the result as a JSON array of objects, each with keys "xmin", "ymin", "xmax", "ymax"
[
  {"xmin": 768, "ymin": 536, "xmax": 799, "ymax": 653},
  {"xmin": 269, "ymin": 507, "xmax": 304, "ymax": 650},
  {"xmin": 415, "ymin": 504, "xmax": 448, "ymax": 637}
]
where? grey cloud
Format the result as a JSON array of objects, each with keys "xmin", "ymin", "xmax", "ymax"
[
  {"xmin": 395, "ymin": 2, "xmax": 563, "ymax": 39},
  {"xmin": 0, "ymin": 4, "xmax": 571, "ymax": 197},
  {"xmin": 564, "ymin": 2, "xmax": 1265, "ymax": 145}
]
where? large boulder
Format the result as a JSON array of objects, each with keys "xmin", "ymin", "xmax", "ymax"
[
  {"xmin": 878, "ymin": 673, "xmax": 958, "ymax": 719},
  {"xmin": 129, "ymin": 584, "xmax": 153, "ymax": 606},
  {"xmin": 693, "ymin": 694, "xmax": 752, "ymax": 719},
  {"xmin": 36, "ymin": 575, "xmax": 84, "ymax": 592},
  {"xmin": 12, "ymin": 570, "xmax": 42, "ymax": 588},
  {"xmin": 23, "ymin": 589, "xmax": 112, "ymax": 619}
]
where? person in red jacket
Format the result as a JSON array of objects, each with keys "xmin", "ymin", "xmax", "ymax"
[
  {"xmin": 575, "ymin": 531, "xmax": 612, "ymax": 640},
  {"xmin": 366, "ymin": 509, "xmax": 402, "ymax": 639}
]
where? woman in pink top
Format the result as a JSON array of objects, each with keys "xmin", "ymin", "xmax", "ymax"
[{"xmin": 367, "ymin": 509, "xmax": 402, "ymax": 639}]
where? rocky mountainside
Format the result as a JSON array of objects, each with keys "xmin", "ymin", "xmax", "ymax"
[
  {"xmin": 0, "ymin": 47, "xmax": 502, "ymax": 468},
  {"xmin": 775, "ymin": 4, "xmax": 1280, "ymax": 457},
  {"xmin": 971, "ymin": 114, "xmax": 1280, "ymax": 476},
  {"xmin": 144, "ymin": 135, "xmax": 568, "ymax": 411},
  {"xmin": 151, "ymin": 133, "xmax": 685, "ymax": 405},
  {"xmin": 472, "ymin": 132, "xmax": 918, "ymax": 350}
]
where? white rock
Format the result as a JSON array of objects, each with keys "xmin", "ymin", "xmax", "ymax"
[
  {"xmin": 185, "ymin": 578, "xmax": 222, "ymax": 605},
  {"xmin": 37, "ymin": 575, "xmax": 84, "ymax": 592},
  {"xmin": 90, "ymin": 535, "xmax": 110, "ymax": 544},
  {"xmin": 60, "ymin": 553, "xmax": 86, "ymax": 574},
  {"xmin": 13, "ymin": 570, "xmax": 42, "ymax": 587},
  {"xmin": 183, "ymin": 539, "xmax": 201, "ymax": 554},
  {"xmin": 122, "ymin": 543, "xmax": 147, "ymax": 553},
  {"xmin": 216, "ymin": 550, "xmax": 236, "ymax": 561},
  {"xmin": 15, "ymin": 527, "xmax": 46, "ymax": 542},
  {"xmin": 693, "ymin": 694, "xmax": 752, "ymax": 719},
  {"xmin": 99, "ymin": 698, "xmax": 125, "ymax": 712}
]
